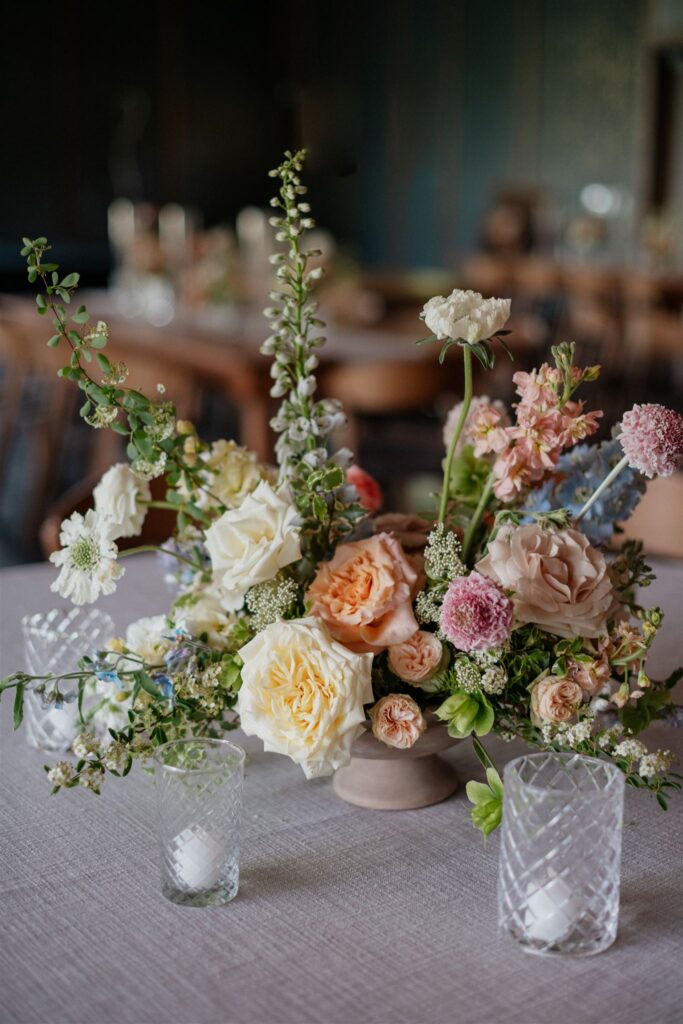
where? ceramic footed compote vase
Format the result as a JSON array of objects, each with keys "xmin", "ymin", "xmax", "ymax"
[{"xmin": 333, "ymin": 713, "xmax": 459, "ymax": 810}]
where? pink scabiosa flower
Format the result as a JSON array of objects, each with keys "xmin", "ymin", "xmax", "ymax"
[
  {"xmin": 346, "ymin": 465, "xmax": 383, "ymax": 514},
  {"xmin": 440, "ymin": 571, "xmax": 513, "ymax": 652},
  {"xmin": 619, "ymin": 403, "xmax": 683, "ymax": 478}
]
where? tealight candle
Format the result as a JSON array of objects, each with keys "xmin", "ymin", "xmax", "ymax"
[
  {"xmin": 524, "ymin": 876, "xmax": 580, "ymax": 944},
  {"xmin": 174, "ymin": 827, "xmax": 225, "ymax": 891}
]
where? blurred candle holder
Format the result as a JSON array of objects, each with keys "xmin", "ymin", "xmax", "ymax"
[
  {"xmin": 497, "ymin": 752, "xmax": 624, "ymax": 957},
  {"xmin": 155, "ymin": 738, "xmax": 245, "ymax": 907},
  {"xmin": 21, "ymin": 608, "xmax": 115, "ymax": 753}
]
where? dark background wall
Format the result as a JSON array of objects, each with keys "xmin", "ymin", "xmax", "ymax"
[{"xmin": 1, "ymin": 0, "xmax": 679, "ymax": 284}]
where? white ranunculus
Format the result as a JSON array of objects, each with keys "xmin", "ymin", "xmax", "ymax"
[
  {"xmin": 204, "ymin": 480, "xmax": 301, "ymax": 610},
  {"xmin": 50, "ymin": 510, "xmax": 124, "ymax": 606},
  {"xmin": 93, "ymin": 463, "xmax": 151, "ymax": 538},
  {"xmin": 237, "ymin": 617, "xmax": 374, "ymax": 779},
  {"xmin": 422, "ymin": 289, "xmax": 511, "ymax": 343}
]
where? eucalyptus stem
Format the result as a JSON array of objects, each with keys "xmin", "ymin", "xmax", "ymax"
[
  {"xmin": 439, "ymin": 344, "xmax": 473, "ymax": 524},
  {"xmin": 574, "ymin": 454, "xmax": 629, "ymax": 525},
  {"xmin": 462, "ymin": 469, "xmax": 495, "ymax": 563}
]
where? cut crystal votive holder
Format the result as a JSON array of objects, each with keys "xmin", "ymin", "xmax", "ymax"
[
  {"xmin": 154, "ymin": 738, "xmax": 245, "ymax": 907},
  {"xmin": 498, "ymin": 752, "xmax": 625, "ymax": 957},
  {"xmin": 21, "ymin": 607, "xmax": 115, "ymax": 753}
]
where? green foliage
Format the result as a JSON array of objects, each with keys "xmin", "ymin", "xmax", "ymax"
[
  {"xmin": 466, "ymin": 767, "xmax": 503, "ymax": 838},
  {"xmin": 435, "ymin": 689, "xmax": 494, "ymax": 738}
]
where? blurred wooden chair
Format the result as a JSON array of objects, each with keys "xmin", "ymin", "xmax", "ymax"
[
  {"xmin": 619, "ymin": 474, "xmax": 683, "ymax": 559},
  {"xmin": 560, "ymin": 265, "xmax": 621, "ymax": 369},
  {"xmin": 319, "ymin": 358, "xmax": 450, "ymax": 455},
  {"xmin": 40, "ymin": 474, "xmax": 178, "ymax": 558}
]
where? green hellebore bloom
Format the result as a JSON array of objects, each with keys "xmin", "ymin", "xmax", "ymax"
[
  {"xmin": 465, "ymin": 767, "xmax": 503, "ymax": 838},
  {"xmin": 434, "ymin": 689, "xmax": 494, "ymax": 738}
]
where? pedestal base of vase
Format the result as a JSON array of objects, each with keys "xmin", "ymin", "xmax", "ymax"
[{"xmin": 333, "ymin": 718, "xmax": 459, "ymax": 810}]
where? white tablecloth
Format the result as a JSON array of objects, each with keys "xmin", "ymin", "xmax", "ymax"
[{"xmin": 0, "ymin": 556, "xmax": 682, "ymax": 1024}]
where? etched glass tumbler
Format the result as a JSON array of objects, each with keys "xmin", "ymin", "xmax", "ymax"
[
  {"xmin": 155, "ymin": 738, "xmax": 245, "ymax": 907},
  {"xmin": 498, "ymin": 752, "xmax": 625, "ymax": 956},
  {"xmin": 21, "ymin": 608, "xmax": 115, "ymax": 752}
]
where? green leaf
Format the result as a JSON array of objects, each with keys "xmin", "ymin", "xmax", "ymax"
[
  {"xmin": 90, "ymin": 335, "xmax": 107, "ymax": 349},
  {"xmin": 46, "ymin": 335, "xmax": 61, "ymax": 348},
  {"xmin": 13, "ymin": 682, "xmax": 25, "ymax": 729},
  {"xmin": 60, "ymin": 272, "xmax": 80, "ymax": 288},
  {"xmin": 96, "ymin": 353, "xmax": 112, "ymax": 374},
  {"xmin": 415, "ymin": 334, "xmax": 438, "ymax": 346},
  {"xmin": 72, "ymin": 305, "xmax": 89, "ymax": 324},
  {"xmin": 77, "ymin": 678, "xmax": 86, "ymax": 724},
  {"xmin": 133, "ymin": 671, "xmax": 162, "ymax": 699}
]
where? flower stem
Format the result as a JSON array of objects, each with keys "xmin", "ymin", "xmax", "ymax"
[
  {"xmin": 574, "ymin": 454, "xmax": 629, "ymax": 525},
  {"xmin": 439, "ymin": 344, "xmax": 473, "ymax": 524},
  {"xmin": 462, "ymin": 469, "xmax": 495, "ymax": 564},
  {"xmin": 117, "ymin": 544, "xmax": 199, "ymax": 571}
]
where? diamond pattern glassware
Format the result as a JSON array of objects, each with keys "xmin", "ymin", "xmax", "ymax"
[
  {"xmin": 155, "ymin": 738, "xmax": 245, "ymax": 907},
  {"xmin": 21, "ymin": 608, "xmax": 115, "ymax": 753},
  {"xmin": 498, "ymin": 752, "xmax": 624, "ymax": 957}
]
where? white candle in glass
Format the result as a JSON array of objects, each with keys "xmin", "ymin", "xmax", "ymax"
[
  {"xmin": 524, "ymin": 876, "xmax": 580, "ymax": 944},
  {"xmin": 174, "ymin": 827, "xmax": 225, "ymax": 890}
]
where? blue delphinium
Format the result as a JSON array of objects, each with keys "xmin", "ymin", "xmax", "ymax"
[{"xmin": 522, "ymin": 439, "xmax": 645, "ymax": 545}]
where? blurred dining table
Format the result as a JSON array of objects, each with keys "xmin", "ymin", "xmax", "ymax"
[{"xmin": 0, "ymin": 554, "xmax": 682, "ymax": 1024}]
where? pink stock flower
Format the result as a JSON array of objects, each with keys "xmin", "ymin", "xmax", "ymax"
[
  {"xmin": 346, "ymin": 465, "xmax": 383, "ymax": 514},
  {"xmin": 468, "ymin": 402, "xmax": 511, "ymax": 457},
  {"xmin": 443, "ymin": 395, "xmax": 511, "ymax": 453},
  {"xmin": 439, "ymin": 571, "xmax": 514, "ymax": 652},
  {"xmin": 559, "ymin": 401, "xmax": 602, "ymax": 446},
  {"xmin": 619, "ymin": 403, "xmax": 683, "ymax": 478},
  {"xmin": 492, "ymin": 445, "xmax": 535, "ymax": 500},
  {"xmin": 512, "ymin": 365, "xmax": 562, "ymax": 409}
]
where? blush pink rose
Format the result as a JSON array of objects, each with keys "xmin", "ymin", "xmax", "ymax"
[
  {"xmin": 346, "ymin": 465, "xmax": 383, "ymax": 514},
  {"xmin": 476, "ymin": 524, "xmax": 615, "ymax": 639},
  {"xmin": 388, "ymin": 630, "xmax": 444, "ymax": 684},
  {"xmin": 307, "ymin": 533, "xmax": 420, "ymax": 653},
  {"xmin": 369, "ymin": 694, "xmax": 426, "ymax": 749},
  {"xmin": 530, "ymin": 676, "xmax": 583, "ymax": 724}
]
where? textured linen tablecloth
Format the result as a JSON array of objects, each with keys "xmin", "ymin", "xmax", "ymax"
[{"xmin": 0, "ymin": 557, "xmax": 682, "ymax": 1024}]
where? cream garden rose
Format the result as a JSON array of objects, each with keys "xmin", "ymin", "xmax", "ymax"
[
  {"xmin": 205, "ymin": 480, "xmax": 301, "ymax": 610},
  {"xmin": 237, "ymin": 617, "xmax": 373, "ymax": 778},
  {"xmin": 422, "ymin": 289, "xmax": 511, "ymax": 343},
  {"xmin": 93, "ymin": 463, "xmax": 151, "ymax": 538},
  {"xmin": 476, "ymin": 524, "xmax": 615, "ymax": 639},
  {"xmin": 197, "ymin": 439, "xmax": 268, "ymax": 510},
  {"xmin": 530, "ymin": 676, "xmax": 583, "ymax": 725}
]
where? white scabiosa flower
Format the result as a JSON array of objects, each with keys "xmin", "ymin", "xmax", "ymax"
[
  {"xmin": 50, "ymin": 510, "xmax": 124, "ymax": 606},
  {"xmin": 93, "ymin": 463, "xmax": 151, "ymax": 538}
]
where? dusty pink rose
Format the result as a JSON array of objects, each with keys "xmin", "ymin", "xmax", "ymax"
[
  {"xmin": 388, "ymin": 630, "xmax": 444, "ymax": 684},
  {"xmin": 369, "ymin": 694, "xmax": 426, "ymax": 749},
  {"xmin": 440, "ymin": 572, "xmax": 513, "ymax": 651},
  {"xmin": 476, "ymin": 524, "xmax": 615, "ymax": 639},
  {"xmin": 346, "ymin": 465, "xmax": 383, "ymax": 514},
  {"xmin": 530, "ymin": 676, "xmax": 583, "ymax": 724},
  {"xmin": 619, "ymin": 403, "xmax": 683, "ymax": 478},
  {"xmin": 307, "ymin": 533, "xmax": 419, "ymax": 654}
]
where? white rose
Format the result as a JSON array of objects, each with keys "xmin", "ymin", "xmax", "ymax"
[
  {"xmin": 93, "ymin": 463, "xmax": 151, "ymax": 538},
  {"xmin": 198, "ymin": 439, "xmax": 266, "ymax": 511},
  {"xmin": 237, "ymin": 617, "xmax": 374, "ymax": 779},
  {"xmin": 125, "ymin": 614, "xmax": 171, "ymax": 663},
  {"xmin": 205, "ymin": 480, "xmax": 301, "ymax": 610},
  {"xmin": 422, "ymin": 289, "xmax": 510, "ymax": 343},
  {"xmin": 172, "ymin": 579, "xmax": 237, "ymax": 648}
]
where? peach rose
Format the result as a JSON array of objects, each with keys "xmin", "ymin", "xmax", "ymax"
[
  {"xmin": 476, "ymin": 524, "xmax": 614, "ymax": 639},
  {"xmin": 530, "ymin": 676, "xmax": 583, "ymax": 724},
  {"xmin": 388, "ymin": 630, "xmax": 444, "ymax": 686},
  {"xmin": 369, "ymin": 694, "xmax": 426, "ymax": 749},
  {"xmin": 307, "ymin": 533, "xmax": 419, "ymax": 653}
]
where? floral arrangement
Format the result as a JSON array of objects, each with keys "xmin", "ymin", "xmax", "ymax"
[{"xmin": 3, "ymin": 150, "xmax": 682, "ymax": 837}]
